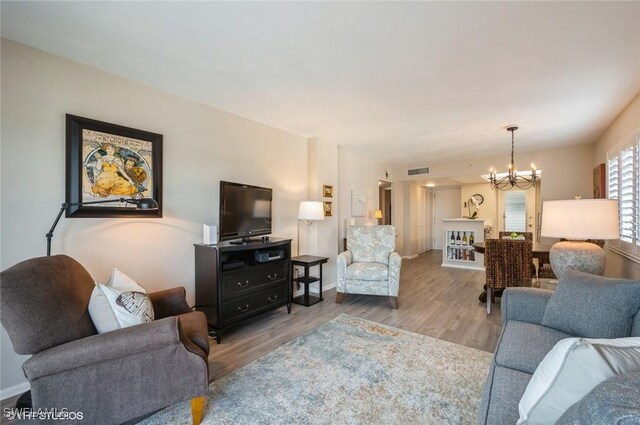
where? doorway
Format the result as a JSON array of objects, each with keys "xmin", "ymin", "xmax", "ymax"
[
  {"xmin": 379, "ymin": 181, "xmax": 391, "ymax": 225},
  {"xmin": 432, "ymin": 187, "xmax": 461, "ymax": 250},
  {"xmin": 497, "ymin": 185, "xmax": 539, "ymax": 245}
]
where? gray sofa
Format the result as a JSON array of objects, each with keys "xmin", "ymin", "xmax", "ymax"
[{"xmin": 477, "ymin": 270, "xmax": 640, "ymax": 425}]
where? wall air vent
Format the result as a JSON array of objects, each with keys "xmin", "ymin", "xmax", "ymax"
[{"xmin": 407, "ymin": 166, "xmax": 430, "ymax": 176}]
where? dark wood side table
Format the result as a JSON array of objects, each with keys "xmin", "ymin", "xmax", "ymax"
[{"xmin": 291, "ymin": 255, "xmax": 328, "ymax": 307}]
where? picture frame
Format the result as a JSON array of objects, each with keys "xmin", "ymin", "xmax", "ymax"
[
  {"xmin": 66, "ymin": 114, "xmax": 163, "ymax": 218},
  {"xmin": 323, "ymin": 201, "xmax": 333, "ymax": 217},
  {"xmin": 323, "ymin": 184, "xmax": 333, "ymax": 198},
  {"xmin": 351, "ymin": 191, "xmax": 366, "ymax": 217}
]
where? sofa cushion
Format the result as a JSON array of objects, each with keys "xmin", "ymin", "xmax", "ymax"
[
  {"xmin": 542, "ymin": 269, "xmax": 640, "ymax": 339},
  {"xmin": 479, "ymin": 364, "xmax": 532, "ymax": 425},
  {"xmin": 346, "ymin": 262, "xmax": 388, "ymax": 281},
  {"xmin": 347, "ymin": 225, "xmax": 396, "ymax": 265},
  {"xmin": 495, "ymin": 320, "xmax": 572, "ymax": 374},
  {"xmin": 517, "ymin": 337, "xmax": 640, "ymax": 425},
  {"xmin": 555, "ymin": 371, "xmax": 640, "ymax": 425}
]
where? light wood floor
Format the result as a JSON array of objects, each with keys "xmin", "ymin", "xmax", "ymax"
[
  {"xmin": 207, "ymin": 249, "xmax": 502, "ymax": 382},
  {"xmin": 0, "ymin": 250, "xmax": 502, "ymax": 422}
]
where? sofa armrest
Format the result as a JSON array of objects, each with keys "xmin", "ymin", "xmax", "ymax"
[
  {"xmin": 388, "ymin": 252, "xmax": 402, "ymax": 297},
  {"xmin": 501, "ymin": 287, "xmax": 553, "ymax": 326},
  {"xmin": 336, "ymin": 251, "xmax": 353, "ymax": 292},
  {"xmin": 23, "ymin": 317, "xmax": 183, "ymax": 380},
  {"xmin": 149, "ymin": 286, "xmax": 192, "ymax": 319}
]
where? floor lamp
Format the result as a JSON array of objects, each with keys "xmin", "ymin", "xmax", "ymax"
[
  {"xmin": 296, "ymin": 201, "xmax": 325, "ymax": 257},
  {"xmin": 541, "ymin": 199, "xmax": 619, "ymax": 279},
  {"xmin": 46, "ymin": 197, "xmax": 158, "ymax": 256}
]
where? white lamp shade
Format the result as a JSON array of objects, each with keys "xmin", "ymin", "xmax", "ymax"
[
  {"xmin": 541, "ymin": 199, "xmax": 619, "ymax": 239},
  {"xmin": 298, "ymin": 201, "xmax": 325, "ymax": 221}
]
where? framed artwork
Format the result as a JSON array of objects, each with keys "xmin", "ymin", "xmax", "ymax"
[
  {"xmin": 323, "ymin": 201, "xmax": 333, "ymax": 217},
  {"xmin": 66, "ymin": 114, "xmax": 163, "ymax": 218},
  {"xmin": 593, "ymin": 163, "xmax": 606, "ymax": 199},
  {"xmin": 351, "ymin": 191, "xmax": 366, "ymax": 217},
  {"xmin": 323, "ymin": 184, "xmax": 334, "ymax": 198}
]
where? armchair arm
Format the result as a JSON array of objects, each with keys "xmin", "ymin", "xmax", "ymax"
[
  {"xmin": 501, "ymin": 287, "xmax": 553, "ymax": 326},
  {"xmin": 336, "ymin": 251, "xmax": 353, "ymax": 292},
  {"xmin": 388, "ymin": 252, "xmax": 402, "ymax": 297},
  {"xmin": 23, "ymin": 317, "xmax": 183, "ymax": 380},
  {"xmin": 149, "ymin": 286, "xmax": 192, "ymax": 319}
]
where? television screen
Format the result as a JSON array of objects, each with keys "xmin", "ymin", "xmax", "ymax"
[{"xmin": 219, "ymin": 181, "xmax": 272, "ymax": 241}]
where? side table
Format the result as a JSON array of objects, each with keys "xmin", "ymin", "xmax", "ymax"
[{"xmin": 291, "ymin": 255, "xmax": 328, "ymax": 307}]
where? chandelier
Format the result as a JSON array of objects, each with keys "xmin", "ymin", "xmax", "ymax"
[{"xmin": 489, "ymin": 126, "xmax": 538, "ymax": 190}]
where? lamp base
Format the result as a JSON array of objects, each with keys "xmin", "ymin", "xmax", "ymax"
[{"xmin": 549, "ymin": 241, "xmax": 606, "ymax": 280}]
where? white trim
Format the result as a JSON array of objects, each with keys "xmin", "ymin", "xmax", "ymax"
[
  {"xmin": 402, "ymin": 255, "xmax": 418, "ymax": 260},
  {"xmin": 1, "ymin": 382, "xmax": 30, "ymax": 401},
  {"xmin": 608, "ymin": 245, "xmax": 640, "ymax": 265}
]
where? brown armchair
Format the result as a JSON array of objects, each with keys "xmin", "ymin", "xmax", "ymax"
[
  {"xmin": 484, "ymin": 239, "xmax": 533, "ymax": 314},
  {"xmin": 0, "ymin": 255, "xmax": 209, "ymax": 425}
]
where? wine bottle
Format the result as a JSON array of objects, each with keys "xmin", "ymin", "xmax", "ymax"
[
  {"xmin": 456, "ymin": 232, "xmax": 461, "ymax": 245},
  {"xmin": 462, "ymin": 232, "xmax": 467, "ymax": 245},
  {"xmin": 469, "ymin": 232, "xmax": 475, "ymax": 245},
  {"xmin": 450, "ymin": 232, "xmax": 455, "ymax": 246}
]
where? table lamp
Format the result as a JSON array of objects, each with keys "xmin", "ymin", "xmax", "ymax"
[
  {"xmin": 297, "ymin": 201, "xmax": 325, "ymax": 257},
  {"xmin": 46, "ymin": 198, "xmax": 158, "ymax": 256},
  {"xmin": 540, "ymin": 199, "xmax": 619, "ymax": 279},
  {"xmin": 374, "ymin": 209, "xmax": 383, "ymax": 224}
]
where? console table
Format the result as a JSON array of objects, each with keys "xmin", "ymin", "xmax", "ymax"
[{"xmin": 291, "ymin": 255, "xmax": 328, "ymax": 307}]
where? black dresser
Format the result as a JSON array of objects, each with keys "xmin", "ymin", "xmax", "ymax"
[{"xmin": 194, "ymin": 237, "xmax": 292, "ymax": 343}]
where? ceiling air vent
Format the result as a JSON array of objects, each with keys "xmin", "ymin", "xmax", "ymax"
[{"xmin": 407, "ymin": 166, "xmax": 430, "ymax": 176}]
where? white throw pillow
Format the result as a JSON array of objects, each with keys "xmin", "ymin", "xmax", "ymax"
[
  {"xmin": 88, "ymin": 268, "xmax": 154, "ymax": 333},
  {"xmin": 517, "ymin": 337, "xmax": 640, "ymax": 425}
]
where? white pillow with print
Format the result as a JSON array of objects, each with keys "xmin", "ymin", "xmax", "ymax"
[
  {"xmin": 88, "ymin": 268, "xmax": 154, "ymax": 334},
  {"xmin": 517, "ymin": 336, "xmax": 640, "ymax": 425}
]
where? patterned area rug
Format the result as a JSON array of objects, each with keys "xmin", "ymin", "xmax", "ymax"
[{"xmin": 140, "ymin": 314, "xmax": 492, "ymax": 425}]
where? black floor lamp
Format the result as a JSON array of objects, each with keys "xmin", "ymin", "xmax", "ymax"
[{"xmin": 46, "ymin": 198, "xmax": 158, "ymax": 256}]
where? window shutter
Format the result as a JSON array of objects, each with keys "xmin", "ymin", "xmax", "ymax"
[{"xmin": 619, "ymin": 145, "xmax": 636, "ymax": 243}]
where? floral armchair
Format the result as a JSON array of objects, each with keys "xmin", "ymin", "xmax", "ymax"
[{"xmin": 336, "ymin": 225, "xmax": 401, "ymax": 308}]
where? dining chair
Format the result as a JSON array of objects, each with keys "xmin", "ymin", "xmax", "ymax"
[{"xmin": 484, "ymin": 239, "xmax": 533, "ymax": 314}]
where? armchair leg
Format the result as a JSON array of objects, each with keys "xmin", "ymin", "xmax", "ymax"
[
  {"xmin": 335, "ymin": 292, "xmax": 344, "ymax": 304},
  {"xmin": 191, "ymin": 396, "xmax": 206, "ymax": 425},
  {"xmin": 389, "ymin": 296, "xmax": 398, "ymax": 309}
]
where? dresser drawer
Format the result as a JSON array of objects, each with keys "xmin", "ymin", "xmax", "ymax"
[
  {"xmin": 222, "ymin": 283, "xmax": 288, "ymax": 325},
  {"xmin": 221, "ymin": 262, "xmax": 287, "ymax": 300}
]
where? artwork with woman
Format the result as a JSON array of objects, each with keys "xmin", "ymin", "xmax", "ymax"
[{"xmin": 82, "ymin": 130, "xmax": 153, "ymax": 201}]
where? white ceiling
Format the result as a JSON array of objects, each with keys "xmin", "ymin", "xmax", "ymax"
[{"xmin": 2, "ymin": 1, "xmax": 640, "ymax": 167}]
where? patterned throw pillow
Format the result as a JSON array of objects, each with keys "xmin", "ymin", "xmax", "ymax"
[{"xmin": 88, "ymin": 268, "xmax": 154, "ymax": 333}]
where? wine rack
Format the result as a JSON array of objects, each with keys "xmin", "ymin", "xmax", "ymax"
[{"xmin": 441, "ymin": 219, "xmax": 486, "ymax": 271}]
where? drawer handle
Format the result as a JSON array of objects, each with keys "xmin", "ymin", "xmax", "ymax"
[
  {"xmin": 267, "ymin": 295, "xmax": 279, "ymax": 303},
  {"xmin": 237, "ymin": 304, "xmax": 250, "ymax": 313},
  {"xmin": 267, "ymin": 273, "xmax": 278, "ymax": 281},
  {"xmin": 237, "ymin": 280, "xmax": 250, "ymax": 288}
]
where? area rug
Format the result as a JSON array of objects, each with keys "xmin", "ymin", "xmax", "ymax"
[{"xmin": 140, "ymin": 314, "xmax": 492, "ymax": 425}]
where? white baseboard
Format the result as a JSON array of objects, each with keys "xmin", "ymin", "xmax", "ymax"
[
  {"xmin": 1, "ymin": 382, "xmax": 30, "ymax": 401},
  {"xmin": 401, "ymin": 254, "xmax": 418, "ymax": 260}
]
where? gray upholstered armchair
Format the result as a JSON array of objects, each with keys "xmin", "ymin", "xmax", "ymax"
[
  {"xmin": 336, "ymin": 225, "xmax": 401, "ymax": 308},
  {"xmin": 0, "ymin": 255, "xmax": 209, "ymax": 425}
]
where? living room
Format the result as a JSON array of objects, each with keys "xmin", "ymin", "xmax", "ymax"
[{"xmin": 1, "ymin": 2, "xmax": 640, "ymax": 424}]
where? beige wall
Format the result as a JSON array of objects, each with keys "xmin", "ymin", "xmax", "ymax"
[
  {"xmin": 593, "ymin": 92, "xmax": 640, "ymax": 279},
  {"xmin": 305, "ymin": 137, "xmax": 339, "ymax": 288},
  {"xmin": 1, "ymin": 40, "xmax": 310, "ymax": 394},
  {"xmin": 337, "ymin": 147, "xmax": 388, "ymax": 243}
]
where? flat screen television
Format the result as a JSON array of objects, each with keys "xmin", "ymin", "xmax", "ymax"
[{"xmin": 219, "ymin": 181, "xmax": 272, "ymax": 242}]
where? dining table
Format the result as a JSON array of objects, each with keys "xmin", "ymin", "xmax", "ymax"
[
  {"xmin": 472, "ymin": 241, "xmax": 551, "ymax": 264},
  {"xmin": 473, "ymin": 241, "xmax": 554, "ymax": 305}
]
